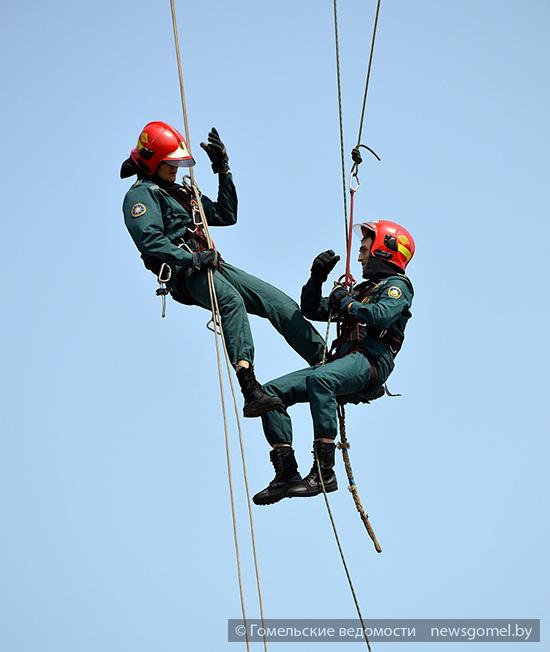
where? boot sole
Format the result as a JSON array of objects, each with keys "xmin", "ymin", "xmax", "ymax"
[
  {"xmin": 287, "ymin": 484, "xmax": 338, "ymax": 498},
  {"xmin": 253, "ymin": 492, "xmax": 292, "ymax": 506},
  {"xmin": 243, "ymin": 399, "xmax": 284, "ymax": 418},
  {"xmin": 253, "ymin": 481, "xmax": 304, "ymax": 506}
]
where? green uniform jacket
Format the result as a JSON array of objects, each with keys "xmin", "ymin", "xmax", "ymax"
[
  {"xmin": 301, "ymin": 273, "xmax": 414, "ymax": 380},
  {"xmin": 122, "ymin": 173, "xmax": 237, "ymax": 278}
]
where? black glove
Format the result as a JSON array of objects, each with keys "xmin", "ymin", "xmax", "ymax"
[
  {"xmin": 200, "ymin": 127, "xmax": 229, "ymax": 174},
  {"xmin": 192, "ymin": 249, "xmax": 219, "ymax": 270},
  {"xmin": 328, "ymin": 285, "xmax": 355, "ymax": 315},
  {"xmin": 311, "ymin": 250, "xmax": 341, "ymax": 282}
]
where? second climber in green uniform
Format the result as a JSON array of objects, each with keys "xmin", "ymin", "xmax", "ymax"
[
  {"xmin": 121, "ymin": 121, "xmax": 326, "ymax": 418},
  {"xmin": 251, "ymin": 220, "xmax": 415, "ymax": 505}
]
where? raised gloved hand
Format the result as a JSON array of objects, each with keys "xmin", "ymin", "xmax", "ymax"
[
  {"xmin": 192, "ymin": 248, "xmax": 220, "ymax": 270},
  {"xmin": 311, "ymin": 250, "xmax": 341, "ymax": 282},
  {"xmin": 328, "ymin": 285, "xmax": 355, "ymax": 315},
  {"xmin": 200, "ymin": 127, "xmax": 229, "ymax": 174}
]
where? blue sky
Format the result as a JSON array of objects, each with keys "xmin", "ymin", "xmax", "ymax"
[{"xmin": 2, "ymin": 0, "xmax": 549, "ymax": 650}]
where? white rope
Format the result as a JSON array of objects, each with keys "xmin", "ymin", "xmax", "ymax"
[{"xmin": 168, "ymin": 2, "xmax": 268, "ymax": 649}]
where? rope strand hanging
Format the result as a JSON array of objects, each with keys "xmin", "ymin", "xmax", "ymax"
[
  {"xmin": 343, "ymin": 0, "xmax": 382, "ymax": 284},
  {"xmin": 332, "ymin": 0, "xmax": 349, "ymax": 246},
  {"xmin": 355, "ymin": 0, "xmax": 382, "ymax": 153},
  {"xmin": 168, "ymin": 2, "xmax": 268, "ymax": 650},
  {"xmin": 337, "ymin": 404, "xmax": 382, "ymax": 553}
]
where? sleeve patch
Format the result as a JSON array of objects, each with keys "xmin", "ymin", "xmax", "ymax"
[
  {"xmin": 131, "ymin": 203, "xmax": 147, "ymax": 218},
  {"xmin": 388, "ymin": 286, "xmax": 402, "ymax": 299}
]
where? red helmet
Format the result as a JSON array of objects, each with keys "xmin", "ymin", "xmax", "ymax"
[
  {"xmin": 130, "ymin": 121, "xmax": 195, "ymax": 175},
  {"xmin": 354, "ymin": 220, "xmax": 415, "ymax": 271}
]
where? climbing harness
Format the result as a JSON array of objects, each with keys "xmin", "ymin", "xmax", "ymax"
[
  {"xmin": 328, "ymin": 280, "xmax": 405, "ymax": 361},
  {"xmin": 168, "ymin": 2, "xmax": 268, "ymax": 651}
]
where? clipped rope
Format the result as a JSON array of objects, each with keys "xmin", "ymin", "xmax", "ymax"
[
  {"xmin": 169, "ymin": 0, "xmax": 193, "ymax": 164},
  {"xmin": 205, "ymin": 266, "xmax": 250, "ymax": 652},
  {"xmin": 317, "ymin": 2, "xmax": 387, "ymax": 647},
  {"xmin": 332, "ymin": 0, "xmax": 349, "ymax": 247},
  {"xmin": 192, "ymin": 188, "xmax": 268, "ymax": 652},
  {"xmin": 337, "ymin": 404, "xmax": 382, "ymax": 553},
  {"xmin": 355, "ymin": 0, "xmax": 382, "ymax": 150},
  {"xmin": 314, "ymin": 309, "xmax": 373, "ymax": 650},
  {"xmin": 345, "ymin": 0, "xmax": 383, "ymax": 282},
  {"xmin": 169, "ymin": 2, "xmax": 267, "ymax": 650},
  {"xmin": 313, "ymin": 449, "xmax": 373, "ymax": 652}
]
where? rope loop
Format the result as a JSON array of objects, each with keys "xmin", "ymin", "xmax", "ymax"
[{"xmin": 350, "ymin": 144, "xmax": 382, "ymax": 192}]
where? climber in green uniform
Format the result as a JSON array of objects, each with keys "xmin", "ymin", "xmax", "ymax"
[
  {"xmin": 252, "ymin": 220, "xmax": 415, "ymax": 505},
  {"xmin": 121, "ymin": 121, "xmax": 325, "ymax": 417}
]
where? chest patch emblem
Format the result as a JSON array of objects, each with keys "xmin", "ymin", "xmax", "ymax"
[
  {"xmin": 388, "ymin": 286, "xmax": 402, "ymax": 299},
  {"xmin": 131, "ymin": 202, "xmax": 147, "ymax": 218}
]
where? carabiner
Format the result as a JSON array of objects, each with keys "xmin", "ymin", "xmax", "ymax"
[
  {"xmin": 206, "ymin": 316, "xmax": 223, "ymax": 335},
  {"xmin": 157, "ymin": 262, "xmax": 172, "ymax": 284},
  {"xmin": 336, "ymin": 272, "xmax": 356, "ymax": 289},
  {"xmin": 350, "ymin": 166, "xmax": 361, "ymax": 193}
]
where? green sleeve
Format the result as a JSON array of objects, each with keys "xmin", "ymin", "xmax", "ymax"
[
  {"xmin": 201, "ymin": 172, "xmax": 238, "ymax": 226},
  {"xmin": 346, "ymin": 279, "xmax": 413, "ymax": 329},
  {"xmin": 124, "ymin": 187, "xmax": 194, "ymax": 268},
  {"xmin": 300, "ymin": 276, "xmax": 331, "ymax": 321}
]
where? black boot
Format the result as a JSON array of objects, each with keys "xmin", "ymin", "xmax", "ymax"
[
  {"xmin": 253, "ymin": 446, "xmax": 303, "ymax": 506},
  {"xmin": 286, "ymin": 440, "xmax": 338, "ymax": 498},
  {"xmin": 237, "ymin": 366, "xmax": 284, "ymax": 418}
]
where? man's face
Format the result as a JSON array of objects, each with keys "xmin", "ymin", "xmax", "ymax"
[
  {"xmin": 157, "ymin": 162, "xmax": 178, "ymax": 183},
  {"xmin": 358, "ymin": 235, "xmax": 374, "ymax": 274}
]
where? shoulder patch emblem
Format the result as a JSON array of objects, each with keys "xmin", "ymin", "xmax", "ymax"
[
  {"xmin": 388, "ymin": 286, "xmax": 402, "ymax": 299},
  {"xmin": 131, "ymin": 202, "xmax": 147, "ymax": 218}
]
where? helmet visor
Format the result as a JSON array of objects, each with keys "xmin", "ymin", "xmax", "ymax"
[
  {"xmin": 353, "ymin": 222, "xmax": 376, "ymax": 241},
  {"xmin": 164, "ymin": 141, "xmax": 195, "ymax": 167}
]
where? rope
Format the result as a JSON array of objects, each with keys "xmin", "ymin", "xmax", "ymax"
[
  {"xmin": 333, "ymin": 0, "xmax": 382, "ymax": 255},
  {"xmin": 169, "ymin": 0, "xmax": 193, "ymax": 163},
  {"xmin": 344, "ymin": 183, "xmax": 358, "ymax": 287},
  {"xmin": 314, "ymin": 325, "xmax": 375, "ymax": 649},
  {"xmin": 355, "ymin": 0, "xmax": 382, "ymax": 149},
  {"xmin": 168, "ymin": 2, "xmax": 268, "ymax": 650},
  {"xmin": 321, "ymin": 310, "xmax": 333, "ymax": 366},
  {"xmin": 193, "ymin": 190, "xmax": 268, "ymax": 652},
  {"xmin": 337, "ymin": 404, "xmax": 382, "ymax": 553},
  {"xmin": 332, "ymin": 0, "xmax": 349, "ymax": 247},
  {"xmin": 205, "ymin": 267, "xmax": 250, "ymax": 652},
  {"xmin": 341, "ymin": 0, "xmax": 383, "ymax": 284},
  {"xmin": 316, "ymin": 2, "xmax": 386, "ymax": 647},
  {"xmin": 313, "ymin": 449, "xmax": 372, "ymax": 651}
]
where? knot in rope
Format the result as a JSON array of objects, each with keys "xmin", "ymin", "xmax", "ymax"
[
  {"xmin": 350, "ymin": 143, "xmax": 382, "ymax": 189},
  {"xmin": 351, "ymin": 146, "xmax": 363, "ymax": 166}
]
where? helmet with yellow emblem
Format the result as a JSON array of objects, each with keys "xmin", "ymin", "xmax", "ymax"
[
  {"xmin": 354, "ymin": 220, "xmax": 415, "ymax": 271},
  {"xmin": 129, "ymin": 121, "xmax": 195, "ymax": 175}
]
